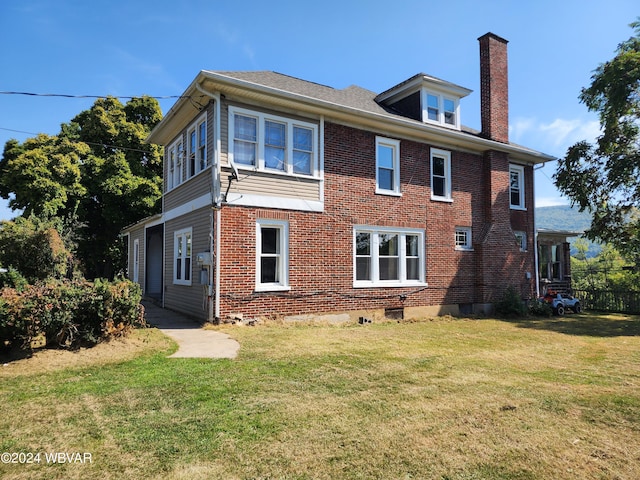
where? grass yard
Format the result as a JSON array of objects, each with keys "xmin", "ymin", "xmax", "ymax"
[{"xmin": 1, "ymin": 313, "xmax": 640, "ymax": 479}]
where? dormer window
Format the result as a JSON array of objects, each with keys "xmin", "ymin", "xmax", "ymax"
[
  {"xmin": 422, "ymin": 90, "xmax": 460, "ymax": 128},
  {"xmin": 375, "ymin": 73, "xmax": 471, "ymax": 131}
]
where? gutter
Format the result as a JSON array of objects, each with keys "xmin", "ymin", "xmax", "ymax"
[{"xmin": 196, "ymin": 70, "xmax": 556, "ymax": 165}]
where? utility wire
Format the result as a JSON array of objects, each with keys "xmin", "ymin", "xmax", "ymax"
[{"xmin": 0, "ymin": 91, "xmax": 190, "ymax": 100}]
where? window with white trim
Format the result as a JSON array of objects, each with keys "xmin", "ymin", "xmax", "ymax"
[
  {"xmin": 133, "ymin": 238, "xmax": 140, "ymax": 282},
  {"xmin": 422, "ymin": 91, "xmax": 460, "ymax": 128},
  {"xmin": 230, "ymin": 106, "xmax": 318, "ymax": 177},
  {"xmin": 510, "ymin": 164, "xmax": 525, "ymax": 209},
  {"xmin": 187, "ymin": 115, "xmax": 208, "ymax": 178},
  {"xmin": 174, "ymin": 228, "xmax": 192, "ymax": 285},
  {"xmin": 166, "ymin": 138, "xmax": 184, "ymax": 191},
  {"xmin": 455, "ymin": 227, "xmax": 472, "ymax": 251},
  {"xmin": 431, "ymin": 148, "xmax": 452, "ymax": 201},
  {"xmin": 376, "ymin": 136, "xmax": 401, "ymax": 195},
  {"xmin": 256, "ymin": 219, "xmax": 289, "ymax": 291},
  {"xmin": 354, "ymin": 227, "xmax": 425, "ymax": 286},
  {"xmin": 514, "ymin": 231, "xmax": 527, "ymax": 252}
]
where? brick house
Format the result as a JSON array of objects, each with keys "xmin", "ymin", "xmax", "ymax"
[{"xmin": 122, "ymin": 32, "xmax": 554, "ymax": 322}]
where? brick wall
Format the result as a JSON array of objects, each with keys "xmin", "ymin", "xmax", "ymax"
[{"xmin": 216, "ymin": 121, "xmax": 536, "ymax": 319}]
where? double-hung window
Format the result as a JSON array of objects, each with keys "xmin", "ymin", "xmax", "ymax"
[
  {"xmin": 431, "ymin": 148, "xmax": 452, "ymax": 201},
  {"xmin": 174, "ymin": 228, "xmax": 192, "ymax": 285},
  {"xmin": 423, "ymin": 91, "xmax": 459, "ymax": 128},
  {"xmin": 188, "ymin": 127, "xmax": 197, "ymax": 178},
  {"xmin": 256, "ymin": 219, "xmax": 289, "ymax": 291},
  {"xmin": 167, "ymin": 139, "xmax": 184, "ymax": 190},
  {"xmin": 354, "ymin": 227, "xmax": 425, "ymax": 286},
  {"xmin": 230, "ymin": 107, "xmax": 317, "ymax": 177},
  {"xmin": 376, "ymin": 136, "xmax": 401, "ymax": 195},
  {"xmin": 197, "ymin": 118, "xmax": 207, "ymax": 172},
  {"xmin": 510, "ymin": 164, "xmax": 525, "ymax": 209}
]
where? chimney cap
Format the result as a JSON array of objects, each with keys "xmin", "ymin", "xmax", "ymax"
[{"xmin": 478, "ymin": 32, "xmax": 509, "ymax": 44}]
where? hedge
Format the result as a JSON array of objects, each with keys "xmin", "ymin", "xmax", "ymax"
[{"xmin": 0, "ymin": 278, "xmax": 145, "ymax": 353}]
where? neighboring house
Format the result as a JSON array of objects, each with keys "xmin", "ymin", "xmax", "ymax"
[{"xmin": 122, "ymin": 33, "xmax": 555, "ymax": 322}]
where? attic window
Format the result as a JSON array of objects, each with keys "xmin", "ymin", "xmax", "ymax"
[{"xmin": 422, "ymin": 90, "xmax": 459, "ymax": 128}]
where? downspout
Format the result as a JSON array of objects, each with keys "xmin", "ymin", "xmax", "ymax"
[
  {"xmin": 195, "ymin": 83, "xmax": 222, "ymax": 323},
  {"xmin": 533, "ymin": 162, "xmax": 546, "ymax": 298}
]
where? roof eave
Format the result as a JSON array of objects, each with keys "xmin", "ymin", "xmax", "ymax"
[{"xmin": 149, "ymin": 71, "xmax": 555, "ymax": 165}]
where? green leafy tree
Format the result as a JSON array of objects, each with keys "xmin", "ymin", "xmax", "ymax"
[
  {"xmin": 0, "ymin": 216, "xmax": 72, "ymax": 282},
  {"xmin": 67, "ymin": 97, "xmax": 163, "ymax": 278},
  {"xmin": 0, "ymin": 135, "xmax": 87, "ymax": 220},
  {"xmin": 555, "ymin": 20, "xmax": 640, "ymax": 260},
  {"xmin": 0, "ymin": 96, "xmax": 163, "ymax": 279}
]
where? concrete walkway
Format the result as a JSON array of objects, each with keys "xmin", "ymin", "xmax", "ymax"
[{"xmin": 142, "ymin": 301, "xmax": 240, "ymax": 359}]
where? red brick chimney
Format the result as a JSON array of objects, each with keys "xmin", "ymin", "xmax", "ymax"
[{"xmin": 479, "ymin": 33, "xmax": 509, "ymax": 143}]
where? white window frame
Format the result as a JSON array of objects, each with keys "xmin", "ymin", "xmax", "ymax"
[
  {"xmin": 510, "ymin": 164, "xmax": 526, "ymax": 210},
  {"xmin": 455, "ymin": 227, "xmax": 473, "ymax": 251},
  {"xmin": 421, "ymin": 89, "xmax": 460, "ymax": 129},
  {"xmin": 133, "ymin": 238, "xmax": 140, "ymax": 282},
  {"xmin": 353, "ymin": 226, "xmax": 426, "ymax": 287},
  {"xmin": 229, "ymin": 106, "xmax": 318, "ymax": 178},
  {"xmin": 515, "ymin": 231, "xmax": 527, "ymax": 252},
  {"xmin": 167, "ymin": 138, "xmax": 184, "ymax": 190},
  {"xmin": 431, "ymin": 148, "xmax": 452, "ymax": 202},
  {"xmin": 375, "ymin": 136, "xmax": 401, "ymax": 196},
  {"xmin": 255, "ymin": 219, "xmax": 290, "ymax": 292},
  {"xmin": 185, "ymin": 113, "xmax": 208, "ymax": 179},
  {"xmin": 187, "ymin": 126, "xmax": 197, "ymax": 178},
  {"xmin": 173, "ymin": 227, "xmax": 192, "ymax": 286}
]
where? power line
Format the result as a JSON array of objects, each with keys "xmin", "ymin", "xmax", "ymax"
[{"xmin": 0, "ymin": 91, "xmax": 189, "ymax": 100}]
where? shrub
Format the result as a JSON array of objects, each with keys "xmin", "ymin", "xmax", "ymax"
[
  {"xmin": 494, "ymin": 286, "xmax": 527, "ymax": 318},
  {"xmin": 528, "ymin": 298, "xmax": 553, "ymax": 317},
  {"xmin": 0, "ymin": 267, "xmax": 28, "ymax": 292},
  {"xmin": 0, "ymin": 278, "xmax": 144, "ymax": 352}
]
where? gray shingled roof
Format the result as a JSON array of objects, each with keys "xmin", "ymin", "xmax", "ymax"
[{"xmin": 204, "ymin": 70, "xmax": 393, "ymax": 115}]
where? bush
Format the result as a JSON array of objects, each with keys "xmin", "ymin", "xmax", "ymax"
[
  {"xmin": 494, "ymin": 286, "xmax": 527, "ymax": 318},
  {"xmin": 0, "ymin": 278, "xmax": 144, "ymax": 352},
  {"xmin": 0, "ymin": 267, "xmax": 28, "ymax": 292},
  {"xmin": 528, "ymin": 298, "xmax": 553, "ymax": 317}
]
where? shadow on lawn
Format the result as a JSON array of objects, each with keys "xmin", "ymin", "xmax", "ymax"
[{"xmin": 505, "ymin": 312, "xmax": 640, "ymax": 337}]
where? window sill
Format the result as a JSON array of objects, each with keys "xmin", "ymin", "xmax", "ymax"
[
  {"xmin": 254, "ymin": 285, "xmax": 291, "ymax": 293},
  {"xmin": 431, "ymin": 195, "xmax": 453, "ymax": 203},
  {"xmin": 375, "ymin": 189, "xmax": 402, "ymax": 197},
  {"xmin": 353, "ymin": 281, "xmax": 427, "ymax": 289},
  {"xmin": 173, "ymin": 280, "xmax": 192, "ymax": 286},
  {"xmin": 455, "ymin": 247, "xmax": 474, "ymax": 252},
  {"xmin": 510, "ymin": 205, "xmax": 527, "ymax": 211},
  {"xmin": 235, "ymin": 164, "xmax": 321, "ymax": 181}
]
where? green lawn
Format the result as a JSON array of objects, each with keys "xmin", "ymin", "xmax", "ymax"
[{"xmin": 1, "ymin": 313, "xmax": 640, "ymax": 479}]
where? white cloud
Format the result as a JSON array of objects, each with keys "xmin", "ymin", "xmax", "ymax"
[{"xmin": 510, "ymin": 116, "xmax": 601, "ymax": 157}]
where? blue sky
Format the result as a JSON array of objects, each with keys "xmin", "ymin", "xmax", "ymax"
[{"xmin": 0, "ymin": 0, "xmax": 636, "ymax": 221}]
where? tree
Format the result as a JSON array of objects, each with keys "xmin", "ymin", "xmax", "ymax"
[
  {"xmin": 0, "ymin": 135, "xmax": 87, "ymax": 220},
  {"xmin": 0, "ymin": 96, "xmax": 163, "ymax": 279},
  {"xmin": 555, "ymin": 20, "xmax": 640, "ymax": 260},
  {"xmin": 0, "ymin": 216, "xmax": 72, "ymax": 283}
]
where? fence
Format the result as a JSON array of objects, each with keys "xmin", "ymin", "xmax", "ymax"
[{"xmin": 573, "ymin": 289, "xmax": 640, "ymax": 314}]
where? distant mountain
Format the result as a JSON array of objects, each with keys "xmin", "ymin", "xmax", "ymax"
[{"xmin": 535, "ymin": 205, "xmax": 601, "ymax": 257}]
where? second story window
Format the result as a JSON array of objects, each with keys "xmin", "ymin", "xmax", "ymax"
[
  {"xmin": 167, "ymin": 139, "xmax": 184, "ymax": 190},
  {"xmin": 510, "ymin": 164, "xmax": 525, "ymax": 210},
  {"xmin": 375, "ymin": 136, "xmax": 401, "ymax": 195},
  {"xmin": 230, "ymin": 107, "xmax": 318, "ymax": 177},
  {"xmin": 431, "ymin": 148, "xmax": 452, "ymax": 201}
]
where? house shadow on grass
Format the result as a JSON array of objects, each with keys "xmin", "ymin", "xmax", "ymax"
[{"xmin": 503, "ymin": 312, "xmax": 640, "ymax": 338}]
